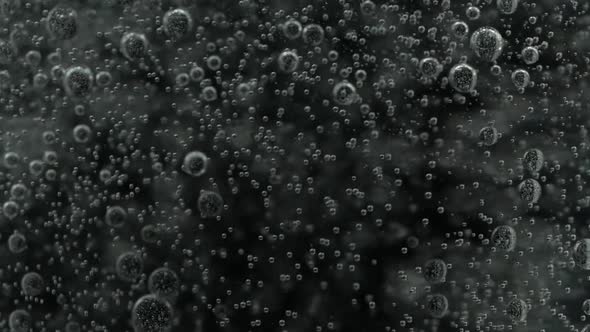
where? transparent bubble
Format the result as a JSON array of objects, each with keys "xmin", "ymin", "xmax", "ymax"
[
  {"xmin": 419, "ymin": 57, "xmax": 442, "ymax": 78},
  {"xmin": 522, "ymin": 148, "xmax": 544, "ymax": 173},
  {"xmin": 10, "ymin": 183, "xmax": 28, "ymax": 200},
  {"xmin": 105, "ymin": 205, "xmax": 127, "ymax": 228},
  {"xmin": 355, "ymin": 69, "xmax": 367, "ymax": 81},
  {"xmin": 121, "ymin": 32, "xmax": 149, "ymax": 61},
  {"xmin": 7, "ymin": 25, "xmax": 26, "ymax": 49},
  {"xmin": 51, "ymin": 65, "xmax": 65, "ymax": 82},
  {"xmin": 450, "ymin": 21, "xmax": 469, "ymax": 39},
  {"xmin": 96, "ymin": 71, "xmax": 113, "ymax": 87},
  {"xmin": 511, "ymin": 69, "xmax": 530, "ymax": 89},
  {"xmin": 63, "ymin": 66, "xmax": 93, "ymax": 97},
  {"xmin": 448, "ymin": 63, "xmax": 477, "ymax": 93},
  {"xmin": 8, "ymin": 232, "xmax": 26, "ymax": 254},
  {"xmin": 116, "ymin": 251, "xmax": 143, "ymax": 282},
  {"xmin": 465, "ymin": 6, "xmax": 480, "ymax": 20},
  {"xmin": 189, "ymin": 66, "xmax": 205, "ymax": 82},
  {"xmin": 175, "ymin": 72, "xmax": 190, "ymax": 87},
  {"xmin": 24, "ymin": 50, "xmax": 42, "ymax": 67},
  {"xmin": 132, "ymin": 295, "xmax": 173, "ymax": 332},
  {"xmin": 21, "ymin": 272, "xmax": 44, "ymax": 297},
  {"xmin": 282, "ymin": 19, "xmax": 302, "ymax": 40},
  {"xmin": 74, "ymin": 104, "xmax": 85, "ymax": 116},
  {"xmin": 99, "ymin": 169, "xmax": 111, "ymax": 183},
  {"xmin": 141, "ymin": 224, "xmax": 161, "ymax": 244},
  {"xmin": 73, "ymin": 124, "xmax": 92, "ymax": 143},
  {"xmin": 426, "ymin": 294, "xmax": 449, "ymax": 318},
  {"xmin": 206, "ymin": 55, "xmax": 221, "ymax": 71},
  {"xmin": 47, "ymin": 51, "xmax": 61, "ymax": 65},
  {"xmin": 33, "ymin": 72, "xmax": 49, "ymax": 89},
  {"xmin": 506, "ymin": 298, "xmax": 527, "ymax": 322},
  {"xmin": 360, "ymin": 0, "xmax": 376, "ymax": 16},
  {"xmin": 9, "ymin": 309, "xmax": 31, "ymax": 332},
  {"xmin": 42, "ymin": 131, "xmax": 56, "ymax": 145},
  {"xmin": 182, "ymin": 151, "xmax": 208, "ymax": 177},
  {"xmin": 518, "ymin": 178, "xmax": 541, "ymax": 203},
  {"xmin": 278, "ymin": 50, "xmax": 299, "ymax": 73},
  {"xmin": 148, "ymin": 267, "xmax": 180, "ymax": 301},
  {"xmin": 491, "ymin": 225, "xmax": 517, "ymax": 251},
  {"xmin": 3, "ymin": 151, "xmax": 20, "ymax": 168},
  {"xmin": 332, "ymin": 81, "xmax": 358, "ymax": 106},
  {"xmin": 574, "ymin": 239, "xmax": 590, "ymax": 270},
  {"xmin": 202, "ymin": 86, "xmax": 218, "ymax": 102},
  {"xmin": 497, "ymin": 0, "xmax": 518, "ymax": 14},
  {"xmin": 3, "ymin": 200, "xmax": 19, "ymax": 219},
  {"xmin": 43, "ymin": 151, "xmax": 58, "ymax": 166},
  {"xmin": 197, "ymin": 190, "xmax": 223, "ymax": 218},
  {"xmin": 46, "ymin": 6, "xmax": 78, "ymax": 40},
  {"xmin": 163, "ymin": 8, "xmax": 193, "ymax": 40},
  {"xmin": 235, "ymin": 82, "xmax": 253, "ymax": 100},
  {"xmin": 490, "ymin": 64, "xmax": 502, "ymax": 76},
  {"xmin": 479, "ymin": 126, "xmax": 498, "ymax": 146},
  {"xmin": 423, "ymin": 258, "xmax": 447, "ymax": 283},
  {"xmin": 583, "ymin": 299, "xmax": 590, "ymax": 315},
  {"xmin": 45, "ymin": 169, "xmax": 57, "ymax": 181},
  {"xmin": 302, "ymin": 24, "xmax": 325, "ymax": 46},
  {"xmin": 470, "ymin": 27, "xmax": 504, "ymax": 62},
  {"xmin": 0, "ymin": 69, "xmax": 10, "ymax": 89},
  {"xmin": 521, "ymin": 46, "xmax": 539, "ymax": 65},
  {"xmin": 0, "ymin": 39, "xmax": 15, "ymax": 64},
  {"xmin": 29, "ymin": 160, "xmax": 44, "ymax": 177}
]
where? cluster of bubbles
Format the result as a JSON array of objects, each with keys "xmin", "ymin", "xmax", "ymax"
[{"xmin": 0, "ymin": 0, "xmax": 589, "ymax": 330}]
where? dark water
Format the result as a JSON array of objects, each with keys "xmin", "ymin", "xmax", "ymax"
[{"xmin": 0, "ymin": 0, "xmax": 588, "ymax": 331}]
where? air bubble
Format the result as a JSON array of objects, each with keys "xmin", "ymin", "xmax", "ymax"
[
  {"xmin": 521, "ymin": 46, "xmax": 539, "ymax": 65},
  {"xmin": 148, "ymin": 267, "xmax": 180, "ymax": 301},
  {"xmin": 332, "ymin": 81, "xmax": 358, "ymax": 106},
  {"xmin": 419, "ymin": 57, "xmax": 442, "ymax": 79},
  {"xmin": 426, "ymin": 294, "xmax": 449, "ymax": 318},
  {"xmin": 73, "ymin": 124, "xmax": 92, "ymax": 143},
  {"xmin": 491, "ymin": 225, "xmax": 517, "ymax": 251},
  {"xmin": 21, "ymin": 272, "xmax": 44, "ymax": 297},
  {"xmin": 522, "ymin": 148, "xmax": 544, "ymax": 173},
  {"xmin": 574, "ymin": 239, "xmax": 590, "ymax": 270},
  {"xmin": 497, "ymin": 0, "xmax": 519, "ymax": 14},
  {"xmin": 163, "ymin": 8, "xmax": 193, "ymax": 40},
  {"xmin": 479, "ymin": 126, "xmax": 499, "ymax": 146},
  {"xmin": 450, "ymin": 21, "xmax": 469, "ymax": 39},
  {"xmin": 302, "ymin": 24, "xmax": 325, "ymax": 46},
  {"xmin": 64, "ymin": 66, "xmax": 93, "ymax": 97},
  {"xmin": 116, "ymin": 251, "xmax": 143, "ymax": 282},
  {"xmin": 282, "ymin": 19, "xmax": 302, "ymax": 40},
  {"xmin": 8, "ymin": 232, "xmax": 26, "ymax": 254},
  {"xmin": 0, "ymin": 39, "xmax": 15, "ymax": 64},
  {"xmin": 506, "ymin": 298, "xmax": 527, "ymax": 322},
  {"xmin": 511, "ymin": 69, "xmax": 530, "ymax": 89},
  {"xmin": 132, "ymin": 295, "xmax": 173, "ymax": 332},
  {"xmin": 105, "ymin": 205, "xmax": 127, "ymax": 228},
  {"xmin": 423, "ymin": 259, "xmax": 447, "ymax": 283},
  {"xmin": 46, "ymin": 6, "xmax": 78, "ymax": 40},
  {"xmin": 449, "ymin": 63, "xmax": 477, "ymax": 93},
  {"xmin": 197, "ymin": 190, "xmax": 224, "ymax": 218},
  {"xmin": 9, "ymin": 309, "xmax": 31, "ymax": 332},
  {"xmin": 278, "ymin": 50, "xmax": 299, "ymax": 73},
  {"xmin": 518, "ymin": 178, "xmax": 541, "ymax": 203},
  {"xmin": 470, "ymin": 27, "xmax": 504, "ymax": 62},
  {"xmin": 121, "ymin": 32, "xmax": 149, "ymax": 61}
]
